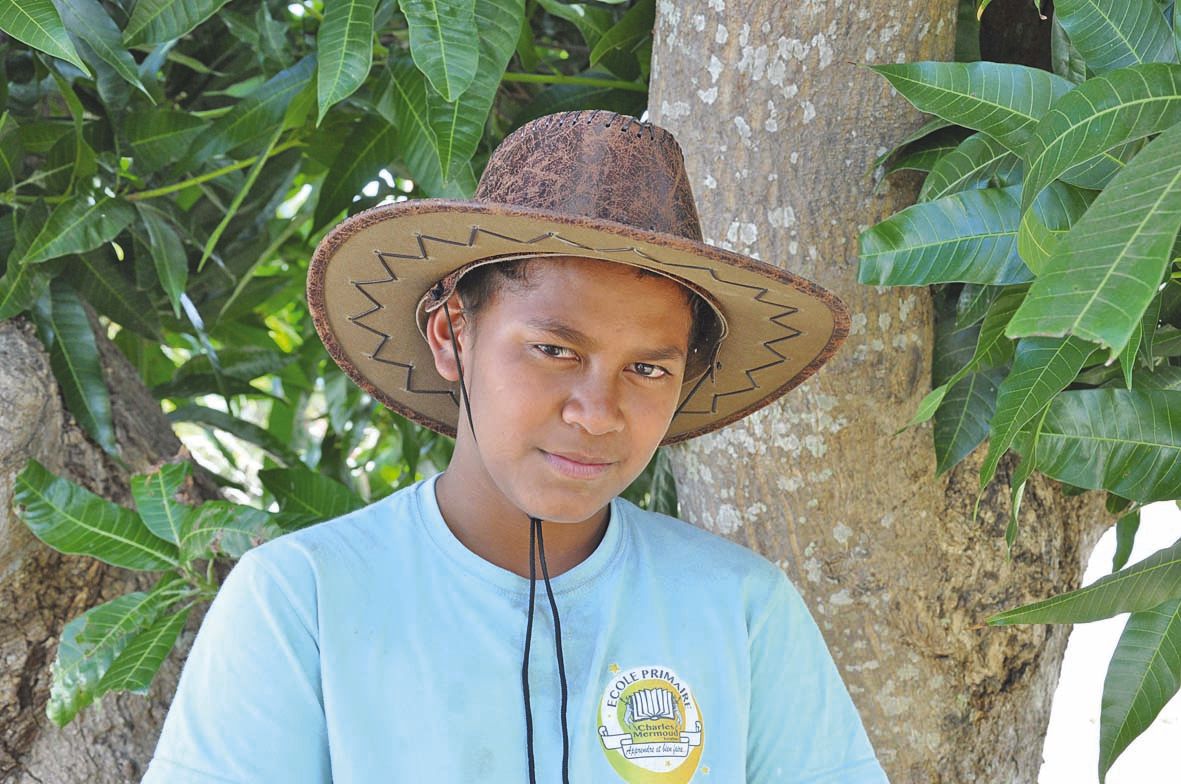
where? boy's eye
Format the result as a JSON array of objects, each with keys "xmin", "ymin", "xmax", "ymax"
[
  {"xmin": 633, "ymin": 362, "xmax": 669, "ymax": 379},
  {"xmin": 535, "ymin": 344, "xmax": 574, "ymax": 359}
]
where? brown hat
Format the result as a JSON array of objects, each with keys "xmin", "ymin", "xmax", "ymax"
[{"xmin": 307, "ymin": 110, "xmax": 848, "ymax": 445}]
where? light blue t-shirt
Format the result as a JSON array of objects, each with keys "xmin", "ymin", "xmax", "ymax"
[{"xmin": 143, "ymin": 475, "xmax": 887, "ymax": 783}]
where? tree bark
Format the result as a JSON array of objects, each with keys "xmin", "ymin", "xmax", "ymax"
[
  {"xmin": 0, "ymin": 317, "xmax": 211, "ymax": 784},
  {"xmin": 649, "ymin": 2, "xmax": 1108, "ymax": 781}
]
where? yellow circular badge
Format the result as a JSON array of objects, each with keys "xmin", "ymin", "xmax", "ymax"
[{"xmin": 597, "ymin": 665, "xmax": 704, "ymax": 783}]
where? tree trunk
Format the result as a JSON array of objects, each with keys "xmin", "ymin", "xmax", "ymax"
[
  {"xmin": 649, "ymin": 2, "xmax": 1108, "ymax": 782},
  {"xmin": 0, "ymin": 317, "xmax": 211, "ymax": 784}
]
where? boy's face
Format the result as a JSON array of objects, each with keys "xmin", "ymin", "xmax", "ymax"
[{"xmin": 429, "ymin": 256, "xmax": 694, "ymax": 524}]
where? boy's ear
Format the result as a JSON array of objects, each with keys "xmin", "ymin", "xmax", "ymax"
[{"xmin": 424, "ymin": 292, "xmax": 468, "ymax": 382}]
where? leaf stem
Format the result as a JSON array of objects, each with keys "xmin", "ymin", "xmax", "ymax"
[
  {"xmin": 500, "ymin": 72, "xmax": 647, "ymax": 93},
  {"xmin": 125, "ymin": 139, "xmax": 302, "ymax": 202}
]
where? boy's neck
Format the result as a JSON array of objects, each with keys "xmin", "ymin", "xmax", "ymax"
[{"xmin": 433, "ymin": 464, "xmax": 611, "ymax": 580}]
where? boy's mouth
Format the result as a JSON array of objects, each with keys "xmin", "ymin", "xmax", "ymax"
[{"xmin": 540, "ymin": 449, "xmax": 616, "ymax": 479}]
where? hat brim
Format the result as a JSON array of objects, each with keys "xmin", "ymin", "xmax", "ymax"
[{"xmin": 307, "ymin": 199, "xmax": 849, "ymax": 445}]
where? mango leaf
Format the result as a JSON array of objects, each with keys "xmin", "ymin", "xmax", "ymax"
[
  {"xmin": 182, "ymin": 56, "xmax": 315, "ymax": 168},
  {"xmin": 1055, "ymin": 0, "xmax": 1175, "ymax": 75},
  {"xmin": 869, "ymin": 61, "xmax": 1074, "ymax": 153},
  {"xmin": 35, "ymin": 280, "xmax": 119, "ymax": 453},
  {"xmin": 1016, "ymin": 182, "xmax": 1096, "ymax": 275},
  {"xmin": 125, "ymin": 108, "xmax": 205, "ymax": 172},
  {"xmin": 882, "ymin": 126, "xmax": 969, "ymax": 178},
  {"xmin": 167, "ymin": 404, "xmax": 298, "ymax": 465},
  {"xmin": 1007, "ymin": 121, "xmax": 1181, "ymax": 357},
  {"xmin": 47, "ymin": 577, "xmax": 180, "ymax": 726},
  {"xmin": 379, "ymin": 57, "xmax": 475, "ymax": 197},
  {"xmin": 1099, "ymin": 597, "xmax": 1181, "ymax": 782},
  {"xmin": 317, "ymin": 0, "xmax": 379, "ymax": 121},
  {"xmin": 0, "ymin": 0, "xmax": 89, "ymax": 75},
  {"xmin": 935, "ymin": 367, "xmax": 1003, "ymax": 474},
  {"xmin": 873, "ymin": 117, "xmax": 953, "ymax": 169},
  {"xmin": 74, "ymin": 251, "xmax": 162, "ymax": 339},
  {"xmin": 859, "ymin": 186, "xmax": 1033, "ymax": 286},
  {"xmin": 956, "ymin": 284, "xmax": 1001, "ymax": 329},
  {"xmin": 55, "ymin": 0, "xmax": 150, "ymax": 98},
  {"xmin": 399, "ymin": 0, "xmax": 477, "ymax": 102},
  {"xmin": 990, "ymin": 536, "xmax": 1181, "ymax": 625},
  {"xmin": 130, "ymin": 462, "xmax": 192, "ymax": 545},
  {"xmin": 0, "ymin": 112, "xmax": 24, "ymax": 190},
  {"xmin": 20, "ymin": 195, "xmax": 135, "ymax": 265},
  {"xmin": 978, "ymin": 335, "xmax": 1096, "ymax": 491},
  {"xmin": 314, "ymin": 115, "xmax": 399, "ymax": 229},
  {"xmin": 1021, "ymin": 64, "xmax": 1181, "ymax": 214},
  {"xmin": 1015, "ymin": 389, "xmax": 1181, "ymax": 502},
  {"xmin": 1051, "ymin": 14, "xmax": 1088, "ymax": 84},
  {"xmin": 14, "ymin": 459, "xmax": 179, "ymax": 570},
  {"xmin": 178, "ymin": 501, "xmax": 279, "ymax": 560},
  {"xmin": 1135, "ymin": 365, "xmax": 1181, "ymax": 389},
  {"xmin": 588, "ymin": 0, "xmax": 654, "ymax": 66},
  {"xmin": 135, "ymin": 202, "xmax": 187, "ymax": 317},
  {"xmin": 920, "ymin": 131, "xmax": 1021, "ymax": 201},
  {"xmin": 427, "ymin": 0, "xmax": 523, "ymax": 182},
  {"xmin": 1113, "ymin": 509, "xmax": 1142, "ymax": 571},
  {"xmin": 95, "ymin": 607, "xmax": 190, "ymax": 694},
  {"xmin": 123, "ymin": 0, "xmax": 233, "ymax": 47},
  {"xmin": 259, "ymin": 464, "xmax": 364, "ymax": 522},
  {"xmin": 511, "ymin": 73, "xmax": 647, "ymax": 128}
]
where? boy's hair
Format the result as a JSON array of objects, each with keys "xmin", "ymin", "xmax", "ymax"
[{"xmin": 455, "ymin": 258, "xmax": 722, "ymax": 380}]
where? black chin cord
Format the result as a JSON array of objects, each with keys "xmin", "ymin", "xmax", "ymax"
[{"xmin": 443, "ymin": 300, "xmax": 570, "ymax": 784}]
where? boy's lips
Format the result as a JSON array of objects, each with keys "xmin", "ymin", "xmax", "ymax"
[{"xmin": 540, "ymin": 449, "xmax": 616, "ymax": 479}]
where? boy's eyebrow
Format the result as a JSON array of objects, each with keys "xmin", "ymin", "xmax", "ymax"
[{"xmin": 525, "ymin": 317, "xmax": 687, "ymax": 362}]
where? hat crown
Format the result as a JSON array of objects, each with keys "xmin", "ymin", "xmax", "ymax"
[{"xmin": 474, "ymin": 110, "xmax": 704, "ymax": 242}]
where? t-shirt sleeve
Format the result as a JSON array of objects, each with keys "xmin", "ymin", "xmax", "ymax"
[
  {"xmin": 141, "ymin": 546, "xmax": 330, "ymax": 784},
  {"xmin": 747, "ymin": 573, "xmax": 890, "ymax": 783}
]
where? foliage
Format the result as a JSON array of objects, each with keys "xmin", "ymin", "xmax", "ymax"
[
  {"xmin": 864, "ymin": 0, "xmax": 1181, "ymax": 777},
  {"xmin": 1, "ymin": 0, "xmax": 654, "ymax": 726}
]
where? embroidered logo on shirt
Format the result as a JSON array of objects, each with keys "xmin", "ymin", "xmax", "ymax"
[{"xmin": 597, "ymin": 665, "xmax": 703, "ymax": 783}]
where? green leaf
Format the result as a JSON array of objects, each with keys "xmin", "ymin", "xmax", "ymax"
[
  {"xmin": 1007, "ymin": 121, "xmax": 1181, "ymax": 357},
  {"xmin": 1016, "ymin": 182, "xmax": 1096, "ymax": 275},
  {"xmin": 130, "ymin": 462, "xmax": 192, "ymax": 546},
  {"xmin": 978, "ymin": 335, "xmax": 1096, "ymax": 490},
  {"xmin": 1016, "ymin": 389, "xmax": 1181, "ymax": 502},
  {"xmin": 399, "ymin": 0, "xmax": 477, "ymax": 103},
  {"xmin": 426, "ymin": 0, "xmax": 523, "ymax": 181},
  {"xmin": 96, "ymin": 607, "xmax": 190, "ymax": 694},
  {"xmin": 123, "ymin": 0, "xmax": 233, "ymax": 47},
  {"xmin": 317, "ymin": 0, "xmax": 379, "ymax": 121},
  {"xmin": 14, "ymin": 459, "xmax": 179, "ymax": 570},
  {"xmin": 883, "ymin": 126, "xmax": 969, "ymax": 179},
  {"xmin": 869, "ymin": 61, "xmax": 1074, "ymax": 153},
  {"xmin": 1100, "ymin": 597, "xmax": 1181, "ymax": 782},
  {"xmin": 135, "ymin": 203, "xmax": 187, "ymax": 317},
  {"xmin": 125, "ymin": 108, "xmax": 206, "ymax": 172},
  {"xmin": 1051, "ymin": 15, "xmax": 1088, "ymax": 84},
  {"xmin": 259, "ymin": 464, "xmax": 364, "ymax": 522},
  {"xmin": 182, "ymin": 56, "xmax": 315, "ymax": 168},
  {"xmin": 1113, "ymin": 509, "xmax": 1142, "ymax": 571},
  {"xmin": 47, "ymin": 579, "xmax": 179, "ymax": 726},
  {"xmin": 314, "ymin": 116, "xmax": 399, "ymax": 229},
  {"xmin": 0, "ymin": 0, "xmax": 89, "ymax": 75},
  {"xmin": 935, "ymin": 367, "xmax": 1003, "ymax": 474},
  {"xmin": 38, "ymin": 280, "xmax": 120, "ymax": 453},
  {"xmin": 74, "ymin": 251, "xmax": 162, "ymax": 339},
  {"xmin": 167, "ymin": 404, "xmax": 298, "ymax": 465},
  {"xmin": 990, "ymin": 536, "xmax": 1181, "ymax": 625},
  {"xmin": 511, "ymin": 73, "xmax": 647, "ymax": 128},
  {"xmin": 379, "ymin": 57, "xmax": 475, "ymax": 197},
  {"xmin": 178, "ymin": 501, "xmax": 279, "ymax": 560},
  {"xmin": 588, "ymin": 0, "xmax": 654, "ymax": 66},
  {"xmin": 1135, "ymin": 365, "xmax": 1181, "ymax": 389},
  {"xmin": 919, "ymin": 131, "xmax": 1021, "ymax": 201},
  {"xmin": 873, "ymin": 117, "xmax": 953, "ymax": 169},
  {"xmin": 55, "ymin": 0, "xmax": 151, "ymax": 98},
  {"xmin": 956, "ymin": 284, "xmax": 1002, "ymax": 329},
  {"xmin": 536, "ymin": 0, "xmax": 613, "ymax": 48},
  {"xmin": 858, "ymin": 186, "xmax": 1033, "ymax": 286},
  {"xmin": 1055, "ymin": 0, "xmax": 1175, "ymax": 75},
  {"xmin": 0, "ymin": 112, "xmax": 25, "ymax": 190},
  {"xmin": 1021, "ymin": 64, "xmax": 1181, "ymax": 214},
  {"xmin": 20, "ymin": 195, "xmax": 135, "ymax": 265}
]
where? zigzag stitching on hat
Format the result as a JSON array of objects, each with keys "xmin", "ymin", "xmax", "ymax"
[
  {"xmin": 348, "ymin": 251, "xmax": 458, "ymax": 403},
  {"xmin": 353, "ymin": 229, "xmax": 809, "ymax": 415}
]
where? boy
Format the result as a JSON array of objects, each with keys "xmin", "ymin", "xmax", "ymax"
[{"xmin": 142, "ymin": 110, "xmax": 888, "ymax": 783}]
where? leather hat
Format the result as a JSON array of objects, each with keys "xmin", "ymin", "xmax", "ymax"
[{"xmin": 307, "ymin": 110, "xmax": 848, "ymax": 444}]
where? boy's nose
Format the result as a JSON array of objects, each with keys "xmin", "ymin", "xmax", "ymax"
[{"xmin": 561, "ymin": 374, "xmax": 625, "ymax": 435}]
